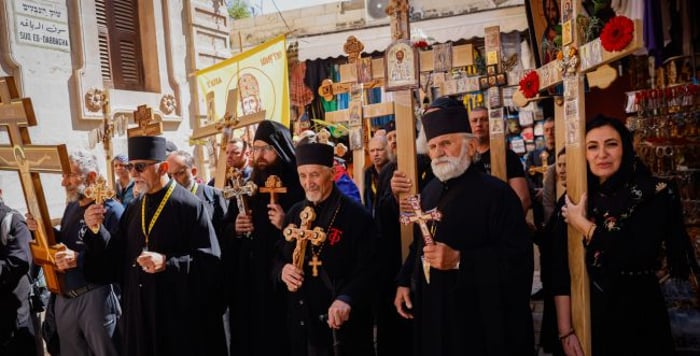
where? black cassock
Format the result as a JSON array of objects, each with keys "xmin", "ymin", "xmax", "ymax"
[
  {"xmin": 397, "ymin": 166, "xmax": 534, "ymax": 356},
  {"xmin": 84, "ymin": 181, "xmax": 226, "ymax": 356},
  {"xmin": 274, "ymin": 185, "xmax": 377, "ymax": 356}
]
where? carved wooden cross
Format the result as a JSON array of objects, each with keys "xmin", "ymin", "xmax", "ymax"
[
  {"xmin": 0, "ymin": 76, "xmax": 71, "ymax": 294},
  {"xmin": 308, "ymin": 255, "xmax": 323, "ymax": 278},
  {"xmin": 191, "ymin": 89, "xmax": 266, "ymax": 189},
  {"xmin": 514, "ymin": 4, "xmax": 643, "ymax": 352},
  {"xmin": 128, "ymin": 104, "xmax": 163, "ymax": 137},
  {"xmin": 283, "ymin": 206, "xmax": 327, "ymax": 277},
  {"xmin": 259, "ymin": 175, "xmax": 287, "ymax": 205},
  {"xmin": 84, "ymin": 176, "xmax": 116, "ymax": 233},
  {"xmin": 386, "ymin": 0, "xmax": 419, "ymax": 261},
  {"xmin": 399, "ymin": 194, "xmax": 442, "ymax": 283},
  {"xmin": 222, "ymin": 167, "xmax": 257, "ymax": 214}
]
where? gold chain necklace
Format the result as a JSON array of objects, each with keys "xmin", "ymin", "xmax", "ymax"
[{"xmin": 141, "ymin": 181, "xmax": 176, "ymax": 249}]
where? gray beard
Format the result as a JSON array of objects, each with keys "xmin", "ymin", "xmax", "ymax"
[
  {"xmin": 431, "ymin": 147, "xmax": 471, "ymax": 182},
  {"xmin": 66, "ymin": 183, "xmax": 87, "ymax": 203}
]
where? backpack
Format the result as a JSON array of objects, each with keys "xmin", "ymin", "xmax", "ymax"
[{"xmin": 0, "ymin": 211, "xmax": 50, "ymax": 313}]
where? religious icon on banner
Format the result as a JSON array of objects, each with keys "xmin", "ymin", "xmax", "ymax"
[
  {"xmin": 384, "ymin": 40, "xmax": 419, "ymax": 91},
  {"xmin": 238, "ymin": 74, "xmax": 264, "ymax": 115}
]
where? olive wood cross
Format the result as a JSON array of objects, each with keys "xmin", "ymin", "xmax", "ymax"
[
  {"xmin": 259, "ymin": 175, "xmax": 287, "ymax": 205},
  {"xmin": 283, "ymin": 206, "xmax": 327, "ymax": 278}
]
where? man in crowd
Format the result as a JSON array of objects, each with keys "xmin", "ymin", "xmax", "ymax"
[
  {"xmin": 210, "ymin": 137, "xmax": 252, "ymax": 187},
  {"xmin": 113, "ymin": 153, "xmax": 135, "ymax": 206},
  {"xmin": 83, "ymin": 136, "xmax": 226, "ymax": 355},
  {"xmin": 469, "ymin": 106, "xmax": 531, "ymax": 212},
  {"xmin": 27, "ymin": 150, "xmax": 123, "ymax": 356},
  {"xmin": 276, "ymin": 141, "xmax": 377, "ymax": 355},
  {"xmin": 525, "ymin": 118, "xmax": 556, "ymax": 230},
  {"xmin": 222, "ymin": 120, "xmax": 304, "ymax": 355},
  {"xmin": 0, "ymin": 189, "xmax": 37, "ymax": 356},
  {"xmin": 393, "ymin": 104, "xmax": 534, "ymax": 355},
  {"xmin": 364, "ymin": 135, "xmax": 390, "ymax": 215}
]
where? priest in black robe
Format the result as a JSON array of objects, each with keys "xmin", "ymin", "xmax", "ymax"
[
  {"xmin": 394, "ymin": 105, "xmax": 535, "ymax": 355},
  {"xmin": 275, "ymin": 142, "xmax": 377, "ymax": 356},
  {"xmin": 83, "ymin": 135, "xmax": 226, "ymax": 356},
  {"xmin": 221, "ymin": 120, "xmax": 304, "ymax": 355}
]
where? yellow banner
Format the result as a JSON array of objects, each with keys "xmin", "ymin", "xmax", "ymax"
[{"xmin": 196, "ymin": 35, "xmax": 289, "ymax": 126}]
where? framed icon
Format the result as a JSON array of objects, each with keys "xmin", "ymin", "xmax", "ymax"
[{"xmin": 384, "ymin": 41, "xmax": 419, "ymax": 91}]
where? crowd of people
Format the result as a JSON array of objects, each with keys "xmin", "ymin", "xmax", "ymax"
[{"xmin": 0, "ymin": 97, "xmax": 697, "ymax": 356}]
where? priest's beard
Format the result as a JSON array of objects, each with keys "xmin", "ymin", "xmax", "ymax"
[
  {"xmin": 66, "ymin": 183, "xmax": 87, "ymax": 203},
  {"xmin": 431, "ymin": 144, "xmax": 471, "ymax": 182},
  {"xmin": 252, "ymin": 157, "xmax": 282, "ymax": 185}
]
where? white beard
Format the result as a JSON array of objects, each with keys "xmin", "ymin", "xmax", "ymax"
[{"xmin": 431, "ymin": 146, "xmax": 471, "ymax": 182}]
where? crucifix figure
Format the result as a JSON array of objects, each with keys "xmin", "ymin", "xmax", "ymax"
[
  {"xmin": 0, "ymin": 76, "xmax": 71, "ymax": 294},
  {"xmin": 283, "ymin": 206, "xmax": 327, "ymax": 279},
  {"xmin": 223, "ymin": 167, "xmax": 257, "ymax": 214},
  {"xmin": 83, "ymin": 176, "xmax": 115, "ymax": 233},
  {"xmin": 528, "ymin": 150, "xmax": 550, "ymax": 176},
  {"xmin": 259, "ymin": 175, "xmax": 287, "ymax": 205},
  {"xmin": 128, "ymin": 104, "xmax": 163, "ymax": 137},
  {"xmin": 191, "ymin": 89, "xmax": 266, "ymax": 189},
  {"xmin": 399, "ymin": 194, "xmax": 442, "ymax": 283}
]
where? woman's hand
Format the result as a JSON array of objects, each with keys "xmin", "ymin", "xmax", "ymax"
[
  {"xmin": 560, "ymin": 332, "xmax": 584, "ymax": 356},
  {"xmin": 562, "ymin": 193, "xmax": 593, "ymax": 237}
]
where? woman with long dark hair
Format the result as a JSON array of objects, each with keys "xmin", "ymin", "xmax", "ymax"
[{"xmin": 551, "ymin": 115, "xmax": 697, "ymax": 355}]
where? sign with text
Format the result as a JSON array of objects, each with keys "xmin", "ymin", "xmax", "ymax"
[
  {"xmin": 14, "ymin": 0, "xmax": 70, "ymax": 52},
  {"xmin": 195, "ymin": 35, "xmax": 290, "ymax": 126}
]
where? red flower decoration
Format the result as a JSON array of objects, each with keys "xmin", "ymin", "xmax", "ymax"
[
  {"xmin": 600, "ymin": 16, "xmax": 634, "ymax": 52},
  {"xmin": 519, "ymin": 71, "xmax": 540, "ymax": 99},
  {"xmin": 412, "ymin": 40, "xmax": 429, "ymax": 49}
]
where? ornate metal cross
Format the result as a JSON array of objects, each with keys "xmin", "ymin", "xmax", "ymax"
[
  {"xmin": 223, "ymin": 167, "xmax": 257, "ymax": 214},
  {"xmin": 84, "ymin": 176, "xmax": 116, "ymax": 233},
  {"xmin": 399, "ymin": 194, "xmax": 442, "ymax": 283}
]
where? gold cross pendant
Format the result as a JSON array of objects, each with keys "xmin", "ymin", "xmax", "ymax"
[{"xmin": 308, "ymin": 255, "xmax": 323, "ymax": 277}]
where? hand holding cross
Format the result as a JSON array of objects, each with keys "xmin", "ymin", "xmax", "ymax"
[
  {"xmin": 83, "ymin": 176, "xmax": 115, "ymax": 233},
  {"xmin": 399, "ymin": 194, "xmax": 442, "ymax": 283},
  {"xmin": 283, "ymin": 207, "xmax": 327, "ymax": 281},
  {"xmin": 528, "ymin": 150, "xmax": 550, "ymax": 176},
  {"xmin": 223, "ymin": 167, "xmax": 257, "ymax": 214}
]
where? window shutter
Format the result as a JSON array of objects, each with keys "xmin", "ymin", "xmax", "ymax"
[
  {"xmin": 95, "ymin": 0, "xmax": 113, "ymax": 88},
  {"xmin": 106, "ymin": 0, "xmax": 145, "ymax": 91}
]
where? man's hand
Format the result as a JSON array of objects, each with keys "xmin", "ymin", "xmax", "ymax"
[
  {"xmin": 84, "ymin": 205, "xmax": 106, "ymax": 233},
  {"xmin": 136, "ymin": 251, "xmax": 166, "ymax": 273},
  {"xmin": 54, "ymin": 249, "xmax": 79, "ymax": 271},
  {"xmin": 281, "ymin": 263, "xmax": 304, "ymax": 292},
  {"xmin": 267, "ymin": 203, "xmax": 285, "ymax": 230},
  {"xmin": 391, "ymin": 170, "xmax": 413, "ymax": 212},
  {"xmin": 235, "ymin": 212, "xmax": 254, "ymax": 234},
  {"xmin": 25, "ymin": 213, "xmax": 38, "ymax": 231},
  {"xmin": 423, "ymin": 242, "xmax": 460, "ymax": 270},
  {"xmin": 394, "ymin": 286, "xmax": 413, "ymax": 319},
  {"xmin": 327, "ymin": 299, "xmax": 351, "ymax": 329}
]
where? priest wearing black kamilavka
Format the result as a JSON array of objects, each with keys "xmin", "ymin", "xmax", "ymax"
[
  {"xmin": 394, "ymin": 105, "xmax": 535, "ymax": 355},
  {"xmin": 221, "ymin": 120, "xmax": 304, "ymax": 356},
  {"xmin": 275, "ymin": 141, "xmax": 377, "ymax": 356},
  {"xmin": 82, "ymin": 135, "xmax": 226, "ymax": 356}
]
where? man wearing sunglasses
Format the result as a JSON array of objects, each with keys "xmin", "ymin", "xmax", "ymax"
[{"xmin": 83, "ymin": 135, "xmax": 226, "ymax": 355}]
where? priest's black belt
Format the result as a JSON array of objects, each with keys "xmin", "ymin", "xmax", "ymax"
[{"xmin": 63, "ymin": 284, "xmax": 100, "ymax": 298}]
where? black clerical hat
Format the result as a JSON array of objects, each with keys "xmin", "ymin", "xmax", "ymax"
[
  {"xmin": 429, "ymin": 96, "xmax": 464, "ymax": 110},
  {"xmin": 295, "ymin": 142, "xmax": 334, "ymax": 167},
  {"xmin": 422, "ymin": 106, "xmax": 471, "ymax": 141},
  {"xmin": 128, "ymin": 136, "xmax": 166, "ymax": 161}
]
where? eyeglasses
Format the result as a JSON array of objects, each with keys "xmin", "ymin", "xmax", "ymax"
[
  {"xmin": 125, "ymin": 161, "xmax": 158, "ymax": 173},
  {"xmin": 251, "ymin": 144, "xmax": 274, "ymax": 153},
  {"xmin": 168, "ymin": 167, "xmax": 188, "ymax": 179}
]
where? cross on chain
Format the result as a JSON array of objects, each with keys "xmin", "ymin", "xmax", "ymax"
[
  {"xmin": 0, "ymin": 76, "xmax": 71, "ymax": 294},
  {"xmin": 83, "ymin": 176, "xmax": 115, "ymax": 233},
  {"xmin": 399, "ymin": 194, "xmax": 442, "ymax": 283},
  {"xmin": 128, "ymin": 104, "xmax": 163, "ymax": 137},
  {"xmin": 222, "ymin": 167, "xmax": 257, "ymax": 214},
  {"xmin": 283, "ymin": 206, "xmax": 327, "ymax": 278},
  {"xmin": 259, "ymin": 175, "xmax": 287, "ymax": 205}
]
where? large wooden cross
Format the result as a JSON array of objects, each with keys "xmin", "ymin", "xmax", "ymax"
[
  {"xmin": 259, "ymin": 175, "xmax": 287, "ymax": 205},
  {"xmin": 516, "ymin": 4, "xmax": 643, "ymax": 353},
  {"xmin": 0, "ymin": 76, "xmax": 71, "ymax": 294},
  {"xmin": 283, "ymin": 206, "xmax": 327, "ymax": 279},
  {"xmin": 128, "ymin": 104, "xmax": 163, "ymax": 137},
  {"xmin": 484, "ymin": 26, "xmax": 508, "ymax": 181},
  {"xmin": 399, "ymin": 194, "xmax": 442, "ymax": 283},
  {"xmin": 191, "ymin": 89, "xmax": 266, "ymax": 189},
  {"xmin": 386, "ymin": 0, "xmax": 419, "ymax": 260}
]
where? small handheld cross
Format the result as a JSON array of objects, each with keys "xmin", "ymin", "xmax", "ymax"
[
  {"xmin": 399, "ymin": 194, "xmax": 442, "ymax": 283},
  {"xmin": 283, "ymin": 206, "xmax": 327, "ymax": 277},
  {"xmin": 528, "ymin": 150, "xmax": 550, "ymax": 176},
  {"xmin": 259, "ymin": 175, "xmax": 287, "ymax": 205},
  {"xmin": 223, "ymin": 167, "xmax": 257, "ymax": 214},
  {"xmin": 83, "ymin": 176, "xmax": 115, "ymax": 233}
]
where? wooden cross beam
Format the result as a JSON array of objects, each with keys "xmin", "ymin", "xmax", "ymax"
[
  {"xmin": 0, "ymin": 76, "xmax": 71, "ymax": 294},
  {"xmin": 484, "ymin": 25, "xmax": 508, "ymax": 182},
  {"xmin": 283, "ymin": 206, "xmax": 327, "ymax": 277},
  {"xmin": 259, "ymin": 175, "xmax": 287, "ymax": 205},
  {"xmin": 191, "ymin": 89, "xmax": 266, "ymax": 189},
  {"xmin": 222, "ymin": 167, "xmax": 257, "ymax": 213},
  {"xmin": 399, "ymin": 194, "xmax": 442, "ymax": 283},
  {"xmin": 83, "ymin": 176, "xmax": 115, "ymax": 233},
  {"xmin": 128, "ymin": 104, "xmax": 163, "ymax": 137},
  {"xmin": 517, "ymin": 5, "xmax": 643, "ymax": 353},
  {"xmin": 386, "ymin": 0, "xmax": 419, "ymax": 261}
]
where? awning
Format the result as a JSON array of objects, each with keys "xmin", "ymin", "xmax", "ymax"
[{"xmin": 297, "ymin": 5, "xmax": 529, "ymax": 61}]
